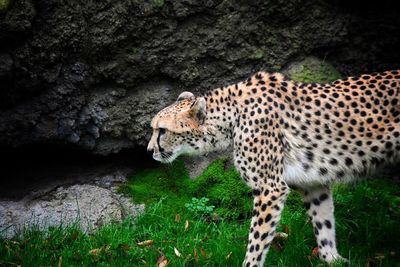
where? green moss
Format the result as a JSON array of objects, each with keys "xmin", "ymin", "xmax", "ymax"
[
  {"xmin": 0, "ymin": 0, "xmax": 10, "ymax": 12},
  {"xmin": 250, "ymin": 50, "xmax": 264, "ymax": 60},
  {"xmin": 189, "ymin": 159, "xmax": 252, "ymax": 219},
  {"xmin": 152, "ymin": 0, "xmax": 164, "ymax": 8},
  {"xmin": 119, "ymin": 160, "xmax": 191, "ymax": 210},
  {"xmin": 285, "ymin": 57, "xmax": 341, "ymax": 84}
]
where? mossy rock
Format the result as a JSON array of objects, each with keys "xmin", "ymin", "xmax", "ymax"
[
  {"xmin": 0, "ymin": 0, "xmax": 10, "ymax": 12},
  {"xmin": 284, "ymin": 56, "xmax": 342, "ymax": 84}
]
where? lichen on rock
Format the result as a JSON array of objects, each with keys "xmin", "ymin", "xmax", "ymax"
[
  {"xmin": 0, "ymin": 0, "xmax": 10, "ymax": 12},
  {"xmin": 284, "ymin": 57, "xmax": 342, "ymax": 84}
]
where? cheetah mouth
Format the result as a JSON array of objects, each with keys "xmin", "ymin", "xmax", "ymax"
[{"xmin": 153, "ymin": 151, "xmax": 175, "ymax": 163}]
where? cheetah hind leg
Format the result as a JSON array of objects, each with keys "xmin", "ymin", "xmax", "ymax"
[{"xmin": 301, "ymin": 186, "xmax": 348, "ymax": 264}]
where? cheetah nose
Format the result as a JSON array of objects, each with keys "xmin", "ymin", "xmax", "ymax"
[{"xmin": 147, "ymin": 146, "xmax": 154, "ymax": 155}]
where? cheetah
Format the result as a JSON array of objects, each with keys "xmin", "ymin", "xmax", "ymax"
[{"xmin": 147, "ymin": 70, "xmax": 400, "ymax": 266}]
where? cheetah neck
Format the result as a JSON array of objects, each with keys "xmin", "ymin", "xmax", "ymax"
[{"xmin": 201, "ymin": 84, "xmax": 239, "ymax": 152}]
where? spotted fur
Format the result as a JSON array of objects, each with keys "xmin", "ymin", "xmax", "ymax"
[{"xmin": 147, "ymin": 70, "xmax": 400, "ymax": 266}]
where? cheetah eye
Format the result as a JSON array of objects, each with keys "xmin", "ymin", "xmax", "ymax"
[{"xmin": 159, "ymin": 128, "xmax": 166, "ymax": 136}]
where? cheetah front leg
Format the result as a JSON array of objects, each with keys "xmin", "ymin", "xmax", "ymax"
[
  {"xmin": 243, "ymin": 183, "xmax": 289, "ymax": 267},
  {"xmin": 301, "ymin": 187, "xmax": 346, "ymax": 264}
]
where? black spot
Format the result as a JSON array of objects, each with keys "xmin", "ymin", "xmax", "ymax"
[
  {"xmin": 261, "ymin": 232, "xmax": 268, "ymax": 241},
  {"xmin": 265, "ymin": 214, "xmax": 272, "ymax": 223},
  {"xmin": 250, "ymin": 245, "xmax": 254, "ymax": 252},
  {"xmin": 345, "ymin": 157, "xmax": 353, "ymax": 166},
  {"xmin": 319, "ymin": 193, "xmax": 328, "ymax": 202},
  {"xmin": 319, "ymin": 168, "xmax": 328, "ymax": 175},
  {"xmin": 313, "ymin": 199, "xmax": 320, "ymax": 205},
  {"xmin": 324, "ymin": 220, "xmax": 332, "ymax": 229},
  {"xmin": 261, "ymin": 204, "xmax": 267, "ymax": 212},
  {"xmin": 329, "ymin": 158, "xmax": 338, "ymax": 165}
]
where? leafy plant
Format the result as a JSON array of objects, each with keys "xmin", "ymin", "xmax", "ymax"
[{"xmin": 184, "ymin": 197, "xmax": 215, "ymax": 219}]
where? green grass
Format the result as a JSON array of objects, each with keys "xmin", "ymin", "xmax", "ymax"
[{"xmin": 1, "ymin": 160, "xmax": 400, "ymax": 266}]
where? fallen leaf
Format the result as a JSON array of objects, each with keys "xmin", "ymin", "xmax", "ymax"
[
  {"xmin": 275, "ymin": 232, "xmax": 288, "ymax": 240},
  {"xmin": 137, "ymin": 240, "xmax": 154, "ymax": 247},
  {"xmin": 118, "ymin": 243, "xmax": 130, "ymax": 252},
  {"xmin": 282, "ymin": 224, "xmax": 290, "ymax": 234},
  {"xmin": 175, "ymin": 213, "xmax": 181, "ymax": 222},
  {"xmin": 225, "ymin": 251, "xmax": 232, "ymax": 260},
  {"xmin": 158, "ymin": 260, "xmax": 168, "ymax": 267},
  {"xmin": 89, "ymin": 248, "xmax": 102, "ymax": 256},
  {"xmin": 212, "ymin": 213, "xmax": 219, "ymax": 222},
  {"xmin": 156, "ymin": 255, "xmax": 168, "ymax": 267},
  {"xmin": 174, "ymin": 247, "xmax": 181, "ymax": 257},
  {"xmin": 184, "ymin": 254, "xmax": 192, "ymax": 264},
  {"xmin": 308, "ymin": 247, "xmax": 319, "ymax": 260},
  {"xmin": 103, "ymin": 245, "xmax": 111, "ymax": 254},
  {"xmin": 70, "ymin": 231, "xmax": 79, "ymax": 241},
  {"xmin": 200, "ymin": 247, "xmax": 208, "ymax": 258},
  {"xmin": 184, "ymin": 220, "xmax": 189, "ymax": 232},
  {"xmin": 89, "ymin": 245, "xmax": 111, "ymax": 256},
  {"xmin": 193, "ymin": 248, "xmax": 199, "ymax": 262}
]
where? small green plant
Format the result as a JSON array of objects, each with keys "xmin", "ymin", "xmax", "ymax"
[
  {"xmin": 185, "ymin": 197, "xmax": 215, "ymax": 218},
  {"xmin": 152, "ymin": 0, "xmax": 164, "ymax": 8}
]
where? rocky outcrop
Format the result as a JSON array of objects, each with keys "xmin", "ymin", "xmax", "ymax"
[
  {"xmin": 0, "ymin": 170, "xmax": 144, "ymax": 238},
  {"xmin": 0, "ymin": 0, "xmax": 400, "ymax": 155}
]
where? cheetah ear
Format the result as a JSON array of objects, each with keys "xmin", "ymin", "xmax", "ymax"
[
  {"xmin": 177, "ymin": 91, "xmax": 195, "ymax": 102},
  {"xmin": 189, "ymin": 97, "xmax": 207, "ymax": 125}
]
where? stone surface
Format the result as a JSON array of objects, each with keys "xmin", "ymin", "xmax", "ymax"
[
  {"xmin": 0, "ymin": 0, "xmax": 399, "ymax": 155},
  {"xmin": 0, "ymin": 172, "xmax": 144, "ymax": 239}
]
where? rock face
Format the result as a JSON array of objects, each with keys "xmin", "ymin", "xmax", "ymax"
[
  {"xmin": 1, "ymin": 0, "xmax": 400, "ymax": 155},
  {"xmin": 0, "ymin": 173, "xmax": 145, "ymax": 238}
]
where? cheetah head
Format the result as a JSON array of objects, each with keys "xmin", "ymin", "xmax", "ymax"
[{"xmin": 147, "ymin": 92, "xmax": 208, "ymax": 163}]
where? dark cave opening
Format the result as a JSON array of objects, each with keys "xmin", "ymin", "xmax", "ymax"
[{"xmin": 0, "ymin": 144, "xmax": 157, "ymax": 200}]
